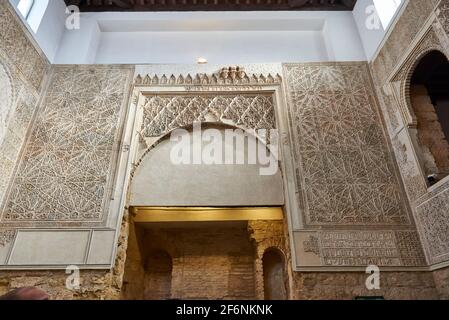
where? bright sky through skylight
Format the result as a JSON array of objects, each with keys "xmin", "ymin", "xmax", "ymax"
[
  {"xmin": 17, "ymin": 0, "xmax": 49, "ymax": 33},
  {"xmin": 373, "ymin": 0, "xmax": 403, "ymax": 30},
  {"xmin": 17, "ymin": 0, "xmax": 34, "ymax": 19}
]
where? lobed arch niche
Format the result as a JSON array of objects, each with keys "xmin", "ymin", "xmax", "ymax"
[{"xmin": 406, "ymin": 49, "xmax": 449, "ymax": 186}]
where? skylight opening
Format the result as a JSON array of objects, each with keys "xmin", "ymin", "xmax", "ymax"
[
  {"xmin": 17, "ymin": 0, "xmax": 34, "ymax": 19},
  {"xmin": 17, "ymin": 0, "xmax": 49, "ymax": 33},
  {"xmin": 373, "ymin": 0, "xmax": 403, "ymax": 30}
]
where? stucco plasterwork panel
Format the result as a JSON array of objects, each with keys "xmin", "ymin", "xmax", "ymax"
[
  {"xmin": 390, "ymin": 27, "xmax": 448, "ymax": 129},
  {"xmin": 0, "ymin": 2, "xmax": 48, "ymax": 92},
  {"xmin": 0, "ymin": 80, "xmax": 39, "ymax": 193},
  {"xmin": 283, "ymin": 63, "xmax": 411, "ymax": 226},
  {"xmin": 0, "ymin": 229, "xmax": 15, "ymax": 247},
  {"xmin": 295, "ymin": 230, "xmax": 426, "ymax": 268},
  {"xmin": 369, "ymin": 0, "xmax": 449, "ymax": 269},
  {"xmin": 141, "ymin": 94, "xmax": 276, "ymax": 138},
  {"xmin": 0, "ymin": 61, "xmax": 14, "ymax": 146},
  {"xmin": 0, "ymin": 0, "xmax": 47, "ymax": 220},
  {"xmin": 1, "ymin": 66, "xmax": 134, "ymax": 225},
  {"xmin": 370, "ymin": 0, "xmax": 439, "ymax": 86},
  {"xmin": 391, "ymin": 133, "xmax": 428, "ymax": 203},
  {"xmin": 436, "ymin": 1, "xmax": 449, "ymax": 45},
  {"xmin": 415, "ymin": 183, "xmax": 449, "ymax": 265}
]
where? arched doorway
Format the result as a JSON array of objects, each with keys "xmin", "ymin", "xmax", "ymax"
[
  {"xmin": 409, "ymin": 50, "xmax": 449, "ymax": 185},
  {"xmin": 122, "ymin": 123, "xmax": 288, "ymax": 300},
  {"xmin": 262, "ymin": 249, "xmax": 287, "ymax": 300}
]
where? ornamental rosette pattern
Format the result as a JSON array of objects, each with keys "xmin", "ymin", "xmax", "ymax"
[
  {"xmin": 1, "ymin": 66, "xmax": 133, "ymax": 223},
  {"xmin": 283, "ymin": 63, "xmax": 411, "ymax": 226}
]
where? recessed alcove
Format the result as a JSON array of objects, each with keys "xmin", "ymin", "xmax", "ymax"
[{"xmin": 409, "ymin": 50, "xmax": 449, "ymax": 186}]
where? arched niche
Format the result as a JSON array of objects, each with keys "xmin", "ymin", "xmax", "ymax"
[
  {"xmin": 262, "ymin": 248, "xmax": 287, "ymax": 300},
  {"xmin": 408, "ymin": 50, "xmax": 449, "ymax": 185},
  {"xmin": 129, "ymin": 123, "xmax": 284, "ymax": 207}
]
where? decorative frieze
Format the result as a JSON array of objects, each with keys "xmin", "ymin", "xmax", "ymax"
[
  {"xmin": 301, "ymin": 230, "xmax": 426, "ymax": 268},
  {"xmin": 303, "ymin": 235, "xmax": 320, "ymax": 255},
  {"xmin": 141, "ymin": 94, "xmax": 276, "ymax": 138},
  {"xmin": 134, "ymin": 71, "xmax": 281, "ymax": 87}
]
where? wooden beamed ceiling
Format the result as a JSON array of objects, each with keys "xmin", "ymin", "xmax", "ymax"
[{"xmin": 65, "ymin": 0, "xmax": 357, "ymax": 12}]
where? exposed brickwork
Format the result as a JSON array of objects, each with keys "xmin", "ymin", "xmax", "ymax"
[
  {"xmin": 433, "ymin": 267, "xmax": 449, "ymax": 300},
  {"xmin": 411, "ymin": 85, "xmax": 449, "ymax": 177},
  {"xmin": 120, "ymin": 219, "xmax": 291, "ymax": 300},
  {"xmin": 122, "ymin": 224, "xmax": 257, "ymax": 300},
  {"xmin": 143, "ymin": 250, "xmax": 172, "ymax": 300}
]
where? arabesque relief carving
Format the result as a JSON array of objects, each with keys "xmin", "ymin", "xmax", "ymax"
[
  {"xmin": 141, "ymin": 94, "xmax": 276, "ymax": 138},
  {"xmin": 1, "ymin": 66, "xmax": 133, "ymax": 224},
  {"xmin": 284, "ymin": 63, "xmax": 411, "ymax": 226},
  {"xmin": 369, "ymin": 1, "xmax": 449, "ymax": 268},
  {"xmin": 0, "ymin": 2, "xmax": 47, "ymax": 91},
  {"xmin": 0, "ymin": 229, "xmax": 15, "ymax": 247},
  {"xmin": 0, "ymin": 61, "xmax": 14, "ymax": 146}
]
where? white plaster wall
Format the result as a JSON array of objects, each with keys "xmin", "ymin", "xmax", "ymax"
[
  {"xmin": 55, "ymin": 11, "xmax": 366, "ymax": 64},
  {"xmin": 95, "ymin": 30, "xmax": 328, "ymax": 64},
  {"xmin": 129, "ymin": 129, "xmax": 285, "ymax": 207},
  {"xmin": 8, "ymin": 0, "xmax": 413, "ymax": 64},
  {"xmin": 55, "ymin": 14, "xmax": 101, "ymax": 64},
  {"xmin": 8, "ymin": 1, "xmax": 368, "ymax": 64}
]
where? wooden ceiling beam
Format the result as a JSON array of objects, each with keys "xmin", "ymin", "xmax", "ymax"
[{"xmin": 64, "ymin": 0, "xmax": 357, "ymax": 11}]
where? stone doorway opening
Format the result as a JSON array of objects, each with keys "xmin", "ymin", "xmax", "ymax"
[{"xmin": 120, "ymin": 207, "xmax": 290, "ymax": 300}]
